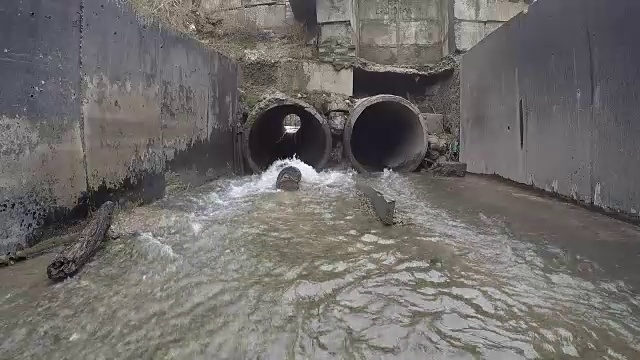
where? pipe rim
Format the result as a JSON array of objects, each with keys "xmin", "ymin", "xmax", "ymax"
[
  {"xmin": 343, "ymin": 95, "xmax": 428, "ymax": 173},
  {"xmin": 242, "ymin": 96, "xmax": 332, "ymax": 174}
]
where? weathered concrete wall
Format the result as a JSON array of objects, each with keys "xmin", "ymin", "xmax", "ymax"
[
  {"xmin": 0, "ymin": 0, "xmax": 238, "ymax": 252},
  {"xmin": 461, "ymin": 0, "xmax": 640, "ymax": 219},
  {"xmin": 356, "ymin": 0, "xmax": 450, "ymax": 65},
  {"xmin": 453, "ymin": 0, "xmax": 529, "ymax": 51},
  {"xmin": 0, "ymin": 0, "xmax": 87, "ymax": 252}
]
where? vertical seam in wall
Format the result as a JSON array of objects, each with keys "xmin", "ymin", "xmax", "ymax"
[
  {"xmin": 78, "ymin": 0, "xmax": 90, "ymax": 196},
  {"xmin": 395, "ymin": 0, "xmax": 400, "ymax": 55},
  {"xmin": 585, "ymin": 20, "xmax": 595, "ymax": 204},
  {"xmin": 353, "ymin": 0, "xmax": 360, "ymax": 58},
  {"xmin": 206, "ymin": 68, "xmax": 210, "ymax": 143}
]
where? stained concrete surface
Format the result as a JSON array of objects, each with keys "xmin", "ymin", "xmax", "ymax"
[
  {"xmin": 0, "ymin": 0, "xmax": 239, "ymax": 252},
  {"xmin": 415, "ymin": 174, "xmax": 640, "ymax": 288},
  {"xmin": 461, "ymin": 0, "xmax": 640, "ymax": 220}
]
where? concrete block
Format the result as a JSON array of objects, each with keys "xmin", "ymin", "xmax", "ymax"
[
  {"xmin": 319, "ymin": 22, "xmax": 354, "ymax": 47},
  {"xmin": 478, "ymin": 0, "xmax": 528, "ymax": 22},
  {"xmin": 201, "ymin": 0, "xmax": 243, "ymax": 12},
  {"xmin": 359, "ymin": 21, "xmax": 397, "ymax": 46},
  {"xmin": 454, "ymin": 0, "xmax": 479, "ymax": 21},
  {"xmin": 398, "ymin": 20, "xmax": 442, "ymax": 45},
  {"xmin": 317, "ymin": 0, "xmax": 351, "ymax": 23},
  {"xmin": 303, "ymin": 62, "xmax": 353, "ymax": 96},
  {"xmin": 276, "ymin": 61, "xmax": 353, "ymax": 96},
  {"xmin": 242, "ymin": 4, "xmax": 288, "ymax": 29},
  {"xmin": 454, "ymin": 20, "xmax": 486, "ymax": 51},
  {"xmin": 398, "ymin": 0, "xmax": 441, "ymax": 21}
]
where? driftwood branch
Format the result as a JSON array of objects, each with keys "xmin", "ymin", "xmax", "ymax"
[{"xmin": 46, "ymin": 201, "xmax": 115, "ymax": 281}]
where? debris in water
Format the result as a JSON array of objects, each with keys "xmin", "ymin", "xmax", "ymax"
[
  {"xmin": 355, "ymin": 181, "xmax": 396, "ymax": 225},
  {"xmin": 46, "ymin": 201, "xmax": 115, "ymax": 281}
]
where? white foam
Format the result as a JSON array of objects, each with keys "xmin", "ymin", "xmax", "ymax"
[
  {"xmin": 139, "ymin": 233, "xmax": 179, "ymax": 260},
  {"xmin": 227, "ymin": 157, "xmax": 353, "ymax": 199}
]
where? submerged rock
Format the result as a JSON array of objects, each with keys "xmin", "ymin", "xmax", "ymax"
[
  {"xmin": 432, "ymin": 162, "xmax": 467, "ymax": 177},
  {"xmin": 276, "ymin": 166, "xmax": 302, "ymax": 191}
]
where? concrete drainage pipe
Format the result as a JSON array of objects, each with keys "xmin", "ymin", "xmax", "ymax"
[
  {"xmin": 243, "ymin": 95, "xmax": 332, "ymax": 173},
  {"xmin": 343, "ymin": 95, "xmax": 428, "ymax": 173}
]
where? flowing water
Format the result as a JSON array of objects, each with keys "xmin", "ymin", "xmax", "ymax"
[{"xmin": 1, "ymin": 159, "xmax": 639, "ymax": 359}]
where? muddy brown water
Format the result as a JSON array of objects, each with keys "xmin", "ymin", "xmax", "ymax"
[{"xmin": 1, "ymin": 159, "xmax": 639, "ymax": 359}]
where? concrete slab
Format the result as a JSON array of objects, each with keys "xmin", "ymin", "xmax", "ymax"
[
  {"xmin": 454, "ymin": 0, "xmax": 479, "ymax": 21},
  {"xmin": 397, "ymin": 0, "xmax": 442, "ymax": 21},
  {"xmin": 398, "ymin": 20, "xmax": 442, "ymax": 45},
  {"xmin": 242, "ymin": 4, "xmax": 289, "ymax": 29},
  {"xmin": 396, "ymin": 45, "xmax": 443, "ymax": 65},
  {"xmin": 303, "ymin": 62, "xmax": 354, "ymax": 96},
  {"xmin": 359, "ymin": 21, "xmax": 398, "ymax": 46}
]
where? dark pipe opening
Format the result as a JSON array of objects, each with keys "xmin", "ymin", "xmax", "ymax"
[
  {"xmin": 353, "ymin": 67, "xmax": 452, "ymax": 98},
  {"xmin": 345, "ymin": 96, "xmax": 427, "ymax": 173},
  {"xmin": 246, "ymin": 103, "xmax": 330, "ymax": 172}
]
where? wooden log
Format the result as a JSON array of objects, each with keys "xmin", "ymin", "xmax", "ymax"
[
  {"xmin": 46, "ymin": 201, "xmax": 115, "ymax": 281},
  {"xmin": 276, "ymin": 166, "xmax": 302, "ymax": 191}
]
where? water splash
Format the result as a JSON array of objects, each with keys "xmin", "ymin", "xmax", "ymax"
[
  {"xmin": 138, "ymin": 232, "xmax": 179, "ymax": 260},
  {"xmin": 227, "ymin": 157, "xmax": 353, "ymax": 198}
]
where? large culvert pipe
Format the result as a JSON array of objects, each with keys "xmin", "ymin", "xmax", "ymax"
[
  {"xmin": 343, "ymin": 95, "xmax": 428, "ymax": 173},
  {"xmin": 242, "ymin": 95, "xmax": 332, "ymax": 173}
]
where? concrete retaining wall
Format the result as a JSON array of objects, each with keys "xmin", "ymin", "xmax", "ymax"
[
  {"xmin": 200, "ymin": 0, "xmax": 296, "ymax": 34},
  {"xmin": 315, "ymin": 0, "xmax": 528, "ymax": 66},
  {"xmin": 461, "ymin": 0, "xmax": 640, "ymax": 219},
  {"xmin": 356, "ymin": 0, "xmax": 449, "ymax": 65},
  {"xmin": 0, "ymin": 0, "xmax": 238, "ymax": 252}
]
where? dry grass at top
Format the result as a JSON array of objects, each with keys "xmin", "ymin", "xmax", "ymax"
[{"xmin": 130, "ymin": 0, "xmax": 194, "ymax": 32}]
